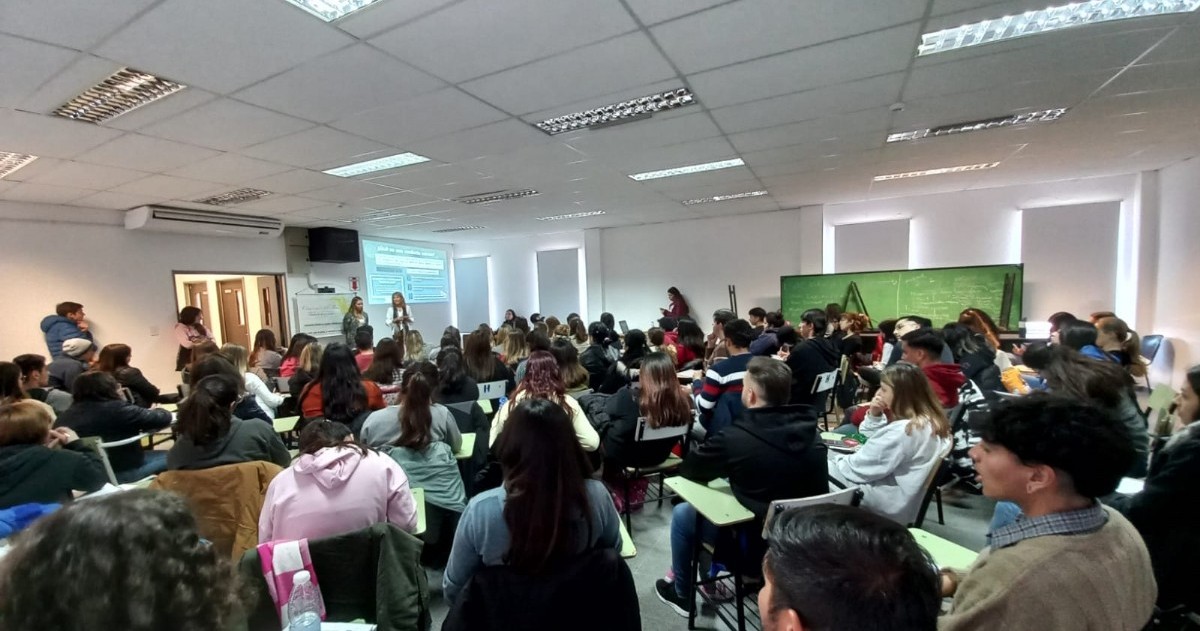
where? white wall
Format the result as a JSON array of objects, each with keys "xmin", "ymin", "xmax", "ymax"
[
  {"xmin": 1021, "ymin": 202, "xmax": 1120, "ymax": 323},
  {"xmin": 283, "ymin": 228, "xmax": 453, "ymax": 345},
  {"xmin": 452, "ymin": 231, "xmax": 586, "ymax": 327},
  {"xmin": 0, "ymin": 202, "xmax": 287, "ymax": 388},
  {"xmin": 1152, "ymin": 156, "xmax": 1200, "ymax": 385}
]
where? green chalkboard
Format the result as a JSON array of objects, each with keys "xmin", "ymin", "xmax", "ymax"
[{"xmin": 780, "ymin": 264, "xmax": 1023, "ymax": 330}]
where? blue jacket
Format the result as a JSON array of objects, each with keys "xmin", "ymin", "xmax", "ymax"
[{"xmin": 40, "ymin": 315, "xmax": 93, "ymax": 358}]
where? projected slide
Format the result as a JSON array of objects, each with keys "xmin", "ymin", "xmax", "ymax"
[{"xmin": 361, "ymin": 239, "xmax": 450, "ymax": 304}]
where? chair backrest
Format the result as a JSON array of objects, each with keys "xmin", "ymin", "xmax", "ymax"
[
  {"xmin": 274, "ymin": 376, "xmax": 289, "ymax": 392},
  {"xmin": 911, "ymin": 443, "xmax": 954, "ymax": 527},
  {"xmin": 634, "ymin": 416, "xmax": 690, "ymax": 442},
  {"xmin": 811, "ymin": 369, "xmax": 838, "ymax": 394},
  {"xmin": 478, "ymin": 380, "xmax": 507, "ymax": 399},
  {"xmin": 1141, "ymin": 334, "xmax": 1164, "ymax": 363},
  {"xmin": 444, "ymin": 401, "xmax": 478, "ymax": 415},
  {"xmin": 762, "ymin": 486, "xmax": 863, "ymax": 538},
  {"xmin": 77, "ymin": 436, "xmax": 119, "ymax": 486}
]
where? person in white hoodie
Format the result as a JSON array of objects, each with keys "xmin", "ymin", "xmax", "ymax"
[
  {"xmin": 222, "ymin": 343, "xmax": 284, "ymax": 420},
  {"xmin": 828, "ymin": 362, "xmax": 952, "ymax": 524},
  {"xmin": 259, "ymin": 420, "xmax": 417, "ymax": 543}
]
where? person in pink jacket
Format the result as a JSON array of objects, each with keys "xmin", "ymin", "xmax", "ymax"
[{"xmin": 259, "ymin": 421, "xmax": 417, "ymax": 543}]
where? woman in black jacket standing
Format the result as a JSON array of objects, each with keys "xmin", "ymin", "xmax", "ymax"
[{"xmin": 56, "ymin": 371, "xmax": 172, "ymax": 483}]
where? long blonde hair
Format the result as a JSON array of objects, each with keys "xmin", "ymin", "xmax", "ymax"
[
  {"xmin": 220, "ymin": 343, "xmax": 249, "ymax": 374},
  {"xmin": 1096, "ymin": 317, "xmax": 1146, "ymax": 378},
  {"xmin": 503, "ymin": 329, "xmax": 529, "ymax": 365},
  {"xmin": 882, "ymin": 363, "xmax": 950, "ymax": 438},
  {"xmin": 405, "ymin": 330, "xmax": 427, "ymax": 360},
  {"xmin": 298, "ymin": 342, "xmax": 323, "ymax": 373}
]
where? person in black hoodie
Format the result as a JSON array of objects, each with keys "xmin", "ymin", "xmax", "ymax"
[
  {"xmin": 655, "ymin": 356, "xmax": 828, "ymax": 616},
  {"xmin": 781, "ymin": 309, "xmax": 841, "ymax": 409},
  {"xmin": 0, "ymin": 399, "xmax": 106, "ymax": 508},
  {"xmin": 580, "ymin": 322, "xmax": 617, "ymax": 393},
  {"xmin": 55, "ymin": 371, "xmax": 172, "ymax": 483},
  {"xmin": 942, "ymin": 324, "xmax": 1002, "ymax": 392},
  {"xmin": 166, "ymin": 374, "xmax": 290, "ymax": 471}
]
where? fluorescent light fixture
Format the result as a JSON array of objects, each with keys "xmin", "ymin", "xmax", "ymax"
[
  {"xmin": 873, "ymin": 162, "xmax": 1000, "ymax": 181},
  {"xmin": 0, "ymin": 152, "xmax": 38, "ymax": 179},
  {"xmin": 455, "ymin": 189, "xmax": 540, "ymax": 205},
  {"xmin": 918, "ymin": 0, "xmax": 1200, "ymax": 56},
  {"xmin": 432, "ymin": 225, "xmax": 486, "ymax": 233},
  {"xmin": 682, "ymin": 190, "xmax": 769, "ymax": 206},
  {"xmin": 280, "ymin": 0, "xmax": 387, "ymax": 21},
  {"xmin": 629, "ymin": 158, "xmax": 745, "ymax": 181},
  {"xmin": 194, "ymin": 188, "xmax": 273, "ymax": 206},
  {"xmin": 887, "ymin": 108, "xmax": 1068, "ymax": 143},
  {"xmin": 53, "ymin": 68, "xmax": 185, "ymax": 124},
  {"xmin": 323, "ymin": 152, "xmax": 430, "ymax": 178},
  {"xmin": 535, "ymin": 88, "xmax": 697, "ymax": 135},
  {"xmin": 536, "ymin": 210, "xmax": 606, "ymax": 221}
]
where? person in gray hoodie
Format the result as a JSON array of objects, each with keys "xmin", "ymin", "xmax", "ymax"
[
  {"xmin": 166, "ymin": 374, "xmax": 290, "ymax": 471},
  {"xmin": 47, "ymin": 339, "xmax": 95, "ymax": 391}
]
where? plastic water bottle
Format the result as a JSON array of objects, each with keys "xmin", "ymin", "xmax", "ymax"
[{"xmin": 287, "ymin": 570, "xmax": 321, "ymax": 631}]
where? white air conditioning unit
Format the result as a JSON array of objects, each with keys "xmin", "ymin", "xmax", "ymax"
[{"xmin": 125, "ymin": 206, "xmax": 283, "ymax": 238}]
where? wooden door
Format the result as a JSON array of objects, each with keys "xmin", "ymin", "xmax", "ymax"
[
  {"xmin": 216, "ymin": 279, "xmax": 250, "ymax": 348},
  {"xmin": 255, "ymin": 275, "xmax": 284, "ymax": 344},
  {"xmin": 183, "ymin": 282, "xmax": 212, "ymax": 324}
]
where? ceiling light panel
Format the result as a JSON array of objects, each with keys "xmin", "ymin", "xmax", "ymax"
[
  {"xmin": 537, "ymin": 210, "xmax": 607, "ymax": 221},
  {"xmin": 52, "ymin": 68, "xmax": 186, "ymax": 124},
  {"xmin": 281, "ymin": 0, "xmax": 387, "ymax": 21},
  {"xmin": 682, "ymin": 190, "xmax": 769, "ymax": 205},
  {"xmin": 629, "ymin": 158, "xmax": 745, "ymax": 181},
  {"xmin": 455, "ymin": 189, "xmax": 540, "ymax": 205},
  {"xmin": 873, "ymin": 162, "xmax": 1000, "ymax": 181},
  {"xmin": 535, "ymin": 88, "xmax": 697, "ymax": 135},
  {"xmin": 323, "ymin": 152, "xmax": 431, "ymax": 177},
  {"xmin": 918, "ymin": 0, "xmax": 1200, "ymax": 56},
  {"xmin": 888, "ymin": 108, "xmax": 1068, "ymax": 143},
  {"xmin": 432, "ymin": 225, "xmax": 486, "ymax": 233},
  {"xmin": 194, "ymin": 188, "xmax": 274, "ymax": 206},
  {"xmin": 0, "ymin": 152, "xmax": 38, "ymax": 179}
]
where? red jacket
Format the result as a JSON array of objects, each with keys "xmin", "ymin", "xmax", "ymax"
[{"xmin": 922, "ymin": 363, "xmax": 966, "ymax": 408}]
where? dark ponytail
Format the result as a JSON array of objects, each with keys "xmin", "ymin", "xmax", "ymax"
[
  {"xmin": 395, "ymin": 361, "xmax": 437, "ymax": 450},
  {"xmin": 177, "ymin": 374, "xmax": 238, "ymax": 445}
]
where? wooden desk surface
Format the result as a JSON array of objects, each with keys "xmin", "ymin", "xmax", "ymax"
[{"xmin": 664, "ymin": 476, "xmax": 754, "ymax": 527}]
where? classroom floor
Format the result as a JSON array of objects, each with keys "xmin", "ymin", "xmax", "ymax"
[{"xmin": 424, "ymin": 485, "xmax": 997, "ymax": 629}]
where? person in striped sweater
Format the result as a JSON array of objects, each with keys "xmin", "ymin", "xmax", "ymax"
[{"xmin": 694, "ymin": 319, "xmax": 753, "ymax": 437}]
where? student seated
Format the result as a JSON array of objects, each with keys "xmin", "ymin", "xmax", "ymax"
[
  {"xmin": 443, "ymin": 398, "xmax": 620, "ymax": 604},
  {"xmin": 222, "ymin": 343, "xmax": 284, "ymax": 420},
  {"xmin": 579, "ymin": 323, "xmax": 616, "ymax": 392},
  {"xmin": 0, "ymin": 400, "xmax": 106, "ymax": 508},
  {"xmin": 940, "ymin": 395, "xmax": 1155, "ymax": 630},
  {"xmin": 900, "ymin": 330, "xmax": 965, "ymax": 408},
  {"xmin": 828, "ymin": 363, "xmax": 952, "ymax": 525},
  {"xmin": 887, "ymin": 316, "xmax": 955, "ymax": 365},
  {"xmin": 463, "ymin": 330, "xmax": 515, "ymax": 397},
  {"xmin": 0, "ymin": 490, "xmax": 244, "ymax": 630},
  {"xmin": 56, "ymin": 371, "xmax": 172, "ymax": 483},
  {"xmin": 94, "ymin": 344, "xmax": 173, "ymax": 409},
  {"xmin": 695, "ymin": 319, "xmax": 755, "ymax": 436},
  {"xmin": 614, "ymin": 329, "xmax": 648, "ymax": 382},
  {"xmin": 782, "ymin": 309, "xmax": 840, "ymax": 409},
  {"xmin": 761, "ymin": 505, "xmax": 941, "ymax": 631},
  {"xmin": 550, "ymin": 338, "xmax": 591, "ymax": 397},
  {"xmin": 297, "ymin": 343, "xmax": 386, "ymax": 425},
  {"xmin": 491, "ymin": 351, "xmax": 598, "ymax": 452},
  {"xmin": 501, "ymin": 328, "xmax": 530, "ymax": 371},
  {"xmin": 0, "ymin": 361, "xmax": 57, "ymax": 420},
  {"xmin": 673, "ymin": 320, "xmax": 706, "ymax": 367},
  {"xmin": 48, "ymin": 338, "xmax": 95, "ymax": 391},
  {"xmin": 405, "ymin": 329, "xmax": 432, "ymax": 363},
  {"xmin": 180, "ymin": 340, "xmax": 219, "ymax": 385},
  {"xmin": 188, "ymin": 355, "xmax": 272, "ymax": 425},
  {"xmin": 1106, "ymin": 364, "xmax": 1200, "ymax": 614},
  {"xmin": 360, "ymin": 361, "xmax": 461, "ymax": 451},
  {"xmin": 436, "ymin": 347, "xmax": 479, "ymax": 405},
  {"xmin": 1094, "ymin": 316, "xmax": 1147, "ymax": 379},
  {"xmin": 657, "ymin": 357, "xmax": 829, "ymax": 616},
  {"xmin": 259, "ymin": 420, "xmax": 417, "ymax": 543},
  {"xmin": 279, "ymin": 333, "xmax": 316, "ymax": 378},
  {"xmin": 749, "ymin": 311, "xmax": 786, "ymax": 356},
  {"xmin": 364, "ymin": 337, "xmax": 405, "ymax": 405},
  {"xmin": 40, "ymin": 301, "xmax": 94, "ymax": 359},
  {"xmin": 288, "ymin": 341, "xmax": 322, "ymax": 401},
  {"xmin": 942, "ymin": 324, "xmax": 1003, "ymax": 393},
  {"xmin": 12, "ymin": 354, "xmax": 72, "ymax": 415},
  {"xmin": 166, "ymin": 374, "xmax": 291, "ymax": 471},
  {"xmin": 250, "ymin": 329, "xmax": 283, "ymax": 375},
  {"xmin": 353, "ymin": 328, "xmax": 376, "ymax": 373},
  {"xmin": 513, "ymin": 330, "xmax": 553, "ymax": 384}
]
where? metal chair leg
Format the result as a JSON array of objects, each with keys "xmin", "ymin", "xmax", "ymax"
[{"xmin": 936, "ymin": 488, "xmax": 945, "ymax": 525}]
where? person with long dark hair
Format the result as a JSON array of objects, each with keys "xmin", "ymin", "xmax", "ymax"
[
  {"xmin": 360, "ymin": 361, "xmax": 460, "ymax": 451},
  {"xmin": 462, "ymin": 330, "xmax": 515, "ymax": 396},
  {"xmin": 958, "ymin": 307, "xmax": 1002, "ymax": 350},
  {"xmin": 56, "ymin": 371, "xmax": 172, "ymax": 483},
  {"xmin": 0, "ymin": 490, "xmax": 245, "ymax": 630},
  {"xmin": 551, "ymin": 337, "xmax": 591, "ymax": 396},
  {"xmin": 442, "ymin": 398, "xmax": 620, "ymax": 604},
  {"xmin": 188, "ymin": 355, "xmax": 272, "ymax": 425},
  {"xmin": 0, "ymin": 361, "xmax": 57, "ymax": 419},
  {"xmin": 249, "ymin": 329, "xmax": 282, "ymax": 375},
  {"xmin": 341, "ymin": 296, "xmax": 369, "ymax": 346},
  {"xmin": 673, "ymin": 320, "xmax": 706, "ymax": 367},
  {"xmin": 95, "ymin": 343, "xmax": 172, "ymax": 409},
  {"xmin": 491, "ymin": 351, "xmax": 598, "ymax": 451},
  {"xmin": 580, "ymin": 322, "xmax": 616, "ymax": 392},
  {"xmin": 661, "ymin": 286, "xmax": 690, "ymax": 320},
  {"xmin": 260, "ymin": 421, "xmax": 417, "ymax": 543},
  {"xmin": 174, "ymin": 305, "xmax": 213, "ymax": 372},
  {"xmin": 365, "ymin": 337, "xmax": 406, "ymax": 405},
  {"xmin": 437, "ymin": 347, "xmax": 479, "ymax": 405},
  {"xmin": 279, "ymin": 333, "xmax": 316, "ymax": 378},
  {"xmin": 0, "ymin": 399, "xmax": 106, "ymax": 508},
  {"xmin": 298, "ymin": 343, "xmax": 386, "ymax": 424},
  {"xmin": 569, "ymin": 318, "xmax": 590, "ymax": 354},
  {"xmin": 167, "ymin": 374, "xmax": 290, "ymax": 471}
]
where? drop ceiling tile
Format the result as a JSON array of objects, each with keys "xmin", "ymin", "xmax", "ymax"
[
  {"xmin": 407, "ymin": 118, "xmax": 553, "ymax": 164},
  {"xmin": 73, "ymin": 190, "xmax": 167, "ymax": 210},
  {"xmin": 689, "ymin": 24, "xmax": 921, "ymax": 109},
  {"xmin": 624, "ymin": 0, "xmax": 731, "ymax": 26},
  {"xmin": 166, "ymin": 153, "xmax": 292, "ymax": 185},
  {"xmin": 232, "ymin": 194, "xmax": 327, "ymax": 215},
  {"xmin": 370, "ymin": 0, "xmax": 638, "ymax": 83},
  {"xmin": 652, "ymin": 0, "xmax": 925, "ymax": 74},
  {"xmin": 564, "ymin": 112, "xmax": 723, "ymax": 160},
  {"xmin": 234, "ymin": 44, "xmax": 445, "ymax": 123},
  {"xmin": 76, "ymin": 134, "xmax": 221, "ymax": 173},
  {"xmin": 1099, "ymin": 59, "xmax": 1200, "ymax": 96},
  {"xmin": 105, "ymin": 87, "xmax": 218, "ymax": 131},
  {"xmin": 19, "ymin": 54, "xmax": 123, "ymax": 115},
  {"xmin": 0, "ymin": 109, "xmax": 124, "ymax": 159},
  {"xmin": 2, "ymin": 182, "xmax": 97, "ymax": 204},
  {"xmin": 140, "ymin": 98, "xmax": 313, "ymax": 151},
  {"xmin": 361, "ymin": 190, "xmax": 443, "ymax": 210},
  {"xmin": 330, "ymin": 88, "xmax": 508, "ymax": 147},
  {"xmin": 110, "ymin": 174, "xmax": 225, "ymax": 198},
  {"xmin": 242, "ymin": 169, "xmax": 343, "ymax": 195},
  {"xmin": 0, "ymin": 0, "xmax": 159, "ymax": 50},
  {"xmin": 729, "ymin": 108, "xmax": 892, "ymax": 154},
  {"xmin": 0, "ymin": 35, "xmax": 81, "ymax": 109},
  {"xmin": 27, "ymin": 161, "xmax": 149, "ymax": 189},
  {"xmin": 362, "ymin": 163, "xmax": 491, "ymax": 191},
  {"xmin": 303, "ymin": 181, "xmax": 404, "ymax": 203},
  {"xmin": 710, "ymin": 73, "xmax": 906, "ymax": 134},
  {"xmin": 460, "ymin": 32, "xmax": 677, "ymax": 115},
  {"xmin": 242, "ymin": 126, "xmax": 393, "ymax": 169},
  {"xmin": 336, "ymin": 0, "xmax": 458, "ymax": 38},
  {"xmin": 94, "ymin": 0, "xmax": 353, "ymax": 94},
  {"xmin": 0, "ymin": 156, "xmax": 65, "ymax": 183},
  {"xmin": 1141, "ymin": 25, "xmax": 1200, "ymax": 64}
]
